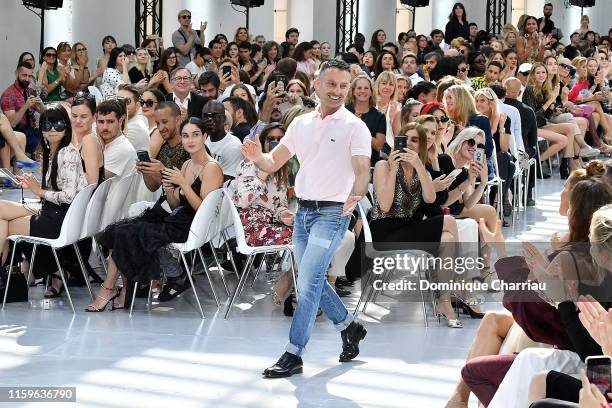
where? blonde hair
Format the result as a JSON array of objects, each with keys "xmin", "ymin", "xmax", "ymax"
[
  {"xmin": 129, "ymin": 47, "xmax": 152, "ymax": 76},
  {"xmin": 347, "ymin": 75, "xmax": 376, "ymax": 108},
  {"xmin": 446, "ymin": 126, "xmax": 484, "ymax": 159},
  {"xmin": 445, "ymin": 84, "xmax": 477, "ymax": 125},
  {"xmin": 572, "ymin": 57, "xmax": 588, "ymax": 80},
  {"xmin": 474, "ymin": 87, "xmax": 500, "ymax": 129},
  {"xmin": 373, "ymin": 70, "xmax": 397, "ymax": 103},
  {"xmin": 590, "ymin": 204, "xmax": 612, "ymax": 253}
]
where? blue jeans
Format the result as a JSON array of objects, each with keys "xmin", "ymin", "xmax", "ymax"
[{"xmin": 285, "ymin": 204, "xmax": 354, "ymax": 357}]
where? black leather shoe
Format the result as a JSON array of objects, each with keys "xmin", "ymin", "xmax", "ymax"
[
  {"xmin": 335, "ymin": 286, "xmax": 351, "ymax": 297},
  {"xmin": 339, "ymin": 321, "xmax": 367, "ymax": 362},
  {"xmin": 526, "ymin": 198, "xmax": 536, "ymax": 207},
  {"xmin": 262, "ymin": 352, "xmax": 303, "ymax": 378},
  {"xmin": 335, "ymin": 277, "xmax": 354, "ymax": 287}
]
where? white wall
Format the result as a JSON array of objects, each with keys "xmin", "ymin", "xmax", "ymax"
[{"xmin": 359, "ymin": 0, "xmax": 397, "ymax": 49}]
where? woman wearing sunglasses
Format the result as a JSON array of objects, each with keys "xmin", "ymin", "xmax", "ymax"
[
  {"xmin": 0, "ymin": 104, "xmax": 88, "ymax": 293},
  {"xmin": 138, "ymin": 88, "xmax": 165, "ymax": 158},
  {"xmin": 231, "ymin": 123, "xmax": 294, "ymax": 305},
  {"xmin": 37, "ymin": 46, "xmax": 65, "ymax": 102}
]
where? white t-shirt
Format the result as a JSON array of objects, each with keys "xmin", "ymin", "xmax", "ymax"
[
  {"xmin": 205, "ymin": 133, "xmax": 243, "ymax": 178},
  {"xmin": 185, "ymin": 61, "xmax": 207, "ymax": 78},
  {"xmin": 104, "ymin": 134, "xmax": 137, "ymax": 177},
  {"xmin": 126, "ymin": 113, "xmax": 151, "ymax": 153}
]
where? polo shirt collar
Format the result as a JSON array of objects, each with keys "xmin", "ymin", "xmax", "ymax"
[{"xmin": 315, "ymin": 105, "xmax": 347, "ymax": 120}]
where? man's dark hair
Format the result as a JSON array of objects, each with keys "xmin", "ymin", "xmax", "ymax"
[
  {"xmin": 208, "ymin": 39, "xmax": 221, "ymax": 49},
  {"xmin": 319, "ymin": 59, "xmax": 351, "ymax": 76},
  {"xmin": 17, "ymin": 61, "xmax": 33, "ymax": 71},
  {"xmin": 196, "ymin": 47, "xmax": 211, "ymax": 58},
  {"xmin": 424, "ymin": 51, "xmax": 441, "ymax": 62},
  {"xmin": 285, "ymin": 27, "xmax": 299, "ymax": 39},
  {"xmin": 486, "ymin": 60, "xmax": 504, "ymax": 72},
  {"xmin": 544, "ymin": 2, "xmax": 553, "ymax": 7},
  {"xmin": 224, "ymin": 96, "xmax": 258, "ymax": 126},
  {"xmin": 238, "ymin": 41, "xmax": 252, "ymax": 51},
  {"xmin": 277, "ymin": 57, "xmax": 297, "ymax": 79},
  {"xmin": 489, "ymin": 83, "xmax": 506, "ymax": 100},
  {"xmin": 250, "ymin": 43, "xmax": 262, "ymax": 58},
  {"xmin": 402, "ymin": 53, "xmax": 417, "ymax": 63},
  {"xmin": 97, "ymin": 100, "xmax": 125, "ymax": 118},
  {"xmin": 346, "ymin": 43, "xmax": 364, "ymax": 54},
  {"xmin": 407, "ymin": 81, "xmax": 436, "ymax": 100},
  {"xmin": 117, "ymin": 83, "xmax": 140, "ymax": 101},
  {"xmin": 198, "ymin": 71, "xmax": 220, "ymax": 89},
  {"xmin": 468, "ymin": 22, "xmax": 478, "ymax": 29},
  {"xmin": 155, "ymin": 101, "xmax": 181, "ymax": 117},
  {"xmin": 383, "ymin": 42, "xmax": 399, "ymax": 54},
  {"xmin": 430, "ymin": 29, "xmax": 444, "ymax": 38},
  {"xmin": 338, "ymin": 52, "xmax": 359, "ymax": 65}
]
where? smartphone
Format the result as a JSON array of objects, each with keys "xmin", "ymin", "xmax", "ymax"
[
  {"xmin": 30, "ymin": 88, "xmax": 38, "ymax": 98},
  {"xmin": 474, "ymin": 147, "xmax": 485, "ymax": 163},
  {"xmin": 222, "ymin": 65, "xmax": 232, "ymax": 78},
  {"xmin": 394, "ymin": 136, "xmax": 407, "ymax": 152},
  {"xmin": 448, "ymin": 168, "xmax": 463, "ymax": 178},
  {"xmin": 136, "ymin": 150, "xmax": 150, "ymax": 163},
  {"xmin": 586, "ymin": 356, "xmax": 611, "ymax": 396}
]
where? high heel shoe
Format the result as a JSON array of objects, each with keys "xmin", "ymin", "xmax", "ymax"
[
  {"xmin": 455, "ymin": 298, "xmax": 485, "ymax": 319},
  {"xmin": 85, "ymin": 284, "xmax": 118, "ymax": 312},
  {"xmin": 437, "ymin": 300, "xmax": 463, "ymax": 328}
]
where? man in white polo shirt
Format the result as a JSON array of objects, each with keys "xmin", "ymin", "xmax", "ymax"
[{"xmin": 242, "ymin": 59, "xmax": 371, "ymax": 378}]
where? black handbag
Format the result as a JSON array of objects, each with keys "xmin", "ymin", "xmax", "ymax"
[{"xmin": 0, "ymin": 266, "xmax": 28, "ymax": 303}]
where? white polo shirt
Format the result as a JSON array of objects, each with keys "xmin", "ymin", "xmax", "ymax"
[{"xmin": 280, "ymin": 106, "xmax": 371, "ymax": 203}]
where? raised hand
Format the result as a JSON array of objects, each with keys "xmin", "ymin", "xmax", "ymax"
[{"xmin": 241, "ymin": 137, "xmax": 264, "ymax": 163}]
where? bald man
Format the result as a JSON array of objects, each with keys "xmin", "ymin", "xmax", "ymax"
[{"xmin": 503, "ymin": 77, "xmax": 538, "ymax": 205}]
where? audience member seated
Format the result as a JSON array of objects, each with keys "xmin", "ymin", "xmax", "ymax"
[
  {"xmin": 96, "ymin": 100, "xmax": 136, "ymax": 178},
  {"xmin": 127, "ymin": 47, "xmax": 152, "ymax": 89},
  {"xmin": 99, "ymin": 47, "xmax": 130, "ymax": 99},
  {"xmin": 223, "ymin": 95, "xmax": 258, "ymax": 142},
  {"xmin": 373, "ymin": 71, "xmax": 400, "ymax": 149},
  {"xmin": 117, "ymin": 84, "xmax": 150, "ymax": 154},
  {"xmin": 202, "ymin": 100, "xmax": 243, "ymax": 179},
  {"xmin": 0, "ymin": 104, "xmax": 88, "ymax": 294},
  {"xmin": 370, "ymin": 123, "xmax": 462, "ymax": 327},
  {"xmin": 165, "ymin": 67, "xmax": 208, "ymax": 120},
  {"xmin": 139, "ymin": 88, "xmax": 165, "ymax": 157},
  {"xmin": 232, "ymin": 123, "xmax": 294, "ymax": 303},
  {"xmin": 0, "ymin": 113, "xmax": 29, "ymax": 172},
  {"xmin": 346, "ymin": 75, "xmax": 386, "ymax": 165},
  {"xmin": 70, "ymin": 93, "xmax": 104, "ymax": 184},
  {"xmin": 86, "ymin": 117, "xmax": 223, "ymax": 311},
  {"xmin": 1, "ymin": 62, "xmax": 43, "ymax": 156}
]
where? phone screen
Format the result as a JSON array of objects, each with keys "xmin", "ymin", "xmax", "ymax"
[
  {"xmin": 222, "ymin": 66, "xmax": 232, "ymax": 77},
  {"xmin": 136, "ymin": 150, "xmax": 150, "ymax": 163},
  {"xmin": 587, "ymin": 357, "xmax": 612, "ymax": 395},
  {"xmin": 474, "ymin": 148, "xmax": 485, "ymax": 163},
  {"xmin": 394, "ymin": 136, "xmax": 407, "ymax": 152}
]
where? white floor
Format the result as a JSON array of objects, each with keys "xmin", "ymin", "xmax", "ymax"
[{"xmin": 0, "ymin": 177, "xmax": 568, "ymax": 408}]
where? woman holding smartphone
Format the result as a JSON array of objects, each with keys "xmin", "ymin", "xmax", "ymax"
[
  {"xmin": 0, "ymin": 105, "xmax": 88, "ymax": 292},
  {"xmin": 370, "ymin": 123, "xmax": 462, "ymax": 327},
  {"xmin": 86, "ymin": 117, "xmax": 223, "ymax": 311},
  {"xmin": 231, "ymin": 123, "xmax": 294, "ymax": 304}
]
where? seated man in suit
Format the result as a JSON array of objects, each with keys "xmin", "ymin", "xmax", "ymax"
[{"xmin": 165, "ymin": 67, "xmax": 208, "ymax": 120}]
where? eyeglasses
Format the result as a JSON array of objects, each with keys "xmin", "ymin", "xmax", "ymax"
[
  {"xmin": 45, "ymin": 53, "xmax": 57, "ymax": 58},
  {"xmin": 559, "ymin": 63, "xmax": 572, "ymax": 70},
  {"xmin": 172, "ymin": 76, "xmax": 192, "ymax": 82},
  {"xmin": 139, "ymin": 99, "xmax": 157, "ymax": 108},
  {"xmin": 76, "ymin": 47, "xmax": 87, "ymax": 52},
  {"xmin": 41, "ymin": 120, "xmax": 67, "ymax": 132},
  {"xmin": 436, "ymin": 116, "xmax": 450, "ymax": 123},
  {"xmin": 458, "ymin": 67, "xmax": 468, "ymax": 72},
  {"xmin": 180, "ymin": 14, "xmax": 191, "ymax": 19}
]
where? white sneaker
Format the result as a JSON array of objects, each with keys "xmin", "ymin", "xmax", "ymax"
[{"xmin": 580, "ymin": 146, "xmax": 601, "ymax": 157}]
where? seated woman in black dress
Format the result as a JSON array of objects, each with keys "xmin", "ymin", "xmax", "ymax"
[
  {"xmin": 0, "ymin": 104, "xmax": 88, "ymax": 285},
  {"xmin": 370, "ymin": 123, "xmax": 462, "ymax": 328},
  {"xmin": 86, "ymin": 117, "xmax": 224, "ymax": 312}
]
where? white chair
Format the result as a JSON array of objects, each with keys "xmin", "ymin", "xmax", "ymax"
[
  {"xmin": 128, "ymin": 188, "xmax": 226, "ymax": 318},
  {"xmin": 221, "ymin": 188, "xmax": 298, "ymax": 319},
  {"xmin": 353, "ymin": 201, "xmax": 434, "ymax": 326},
  {"xmin": 483, "ymin": 143, "xmax": 505, "ymax": 219},
  {"xmin": 87, "ymin": 86, "xmax": 103, "ymax": 104},
  {"xmin": 72, "ymin": 177, "xmax": 117, "ymax": 300},
  {"xmin": 99, "ymin": 173, "xmax": 139, "ymax": 231},
  {"xmin": 2, "ymin": 185, "xmax": 96, "ymax": 313}
]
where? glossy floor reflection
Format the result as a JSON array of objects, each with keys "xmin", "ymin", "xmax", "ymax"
[{"xmin": 0, "ymin": 177, "xmax": 568, "ymax": 407}]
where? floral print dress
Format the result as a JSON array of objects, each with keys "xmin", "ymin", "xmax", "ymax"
[{"xmin": 232, "ymin": 160, "xmax": 293, "ymax": 247}]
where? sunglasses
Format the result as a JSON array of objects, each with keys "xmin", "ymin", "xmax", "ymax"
[
  {"xmin": 139, "ymin": 99, "xmax": 157, "ymax": 108},
  {"xmin": 465, "ymin": 138, "xmax": 476, "ymax": 147},
  {"xmin": 458, "ymin": 67, "xmax": 468, "ymax": 72},
  {"xmin": 202, "ymin": 112, "xmax": 225, "ymax": 120},
  {"xmin": 41, "ymin": 120, "xmax": 67, "ymax": 132},
  {"xmin": 73, "ymin": 91, "xmax": 96, "ymax": 103},
  {"xmin": 437, "ymin": 116, "xmax": 450, "ymax": 123},
  {"xmin": 45, "ymin": 53, "xmax": 57, "ymax": 57},
  {"xmin": 76, "ymin": 47, "xmax": 87, "ymax": 52},
  {"xmin": 180, "ymin": 14, "xmax": 191, "ymax": 19},
  {"xmin": 559, "ymin": 63, "xmax": 572, "ymax": 70}
]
